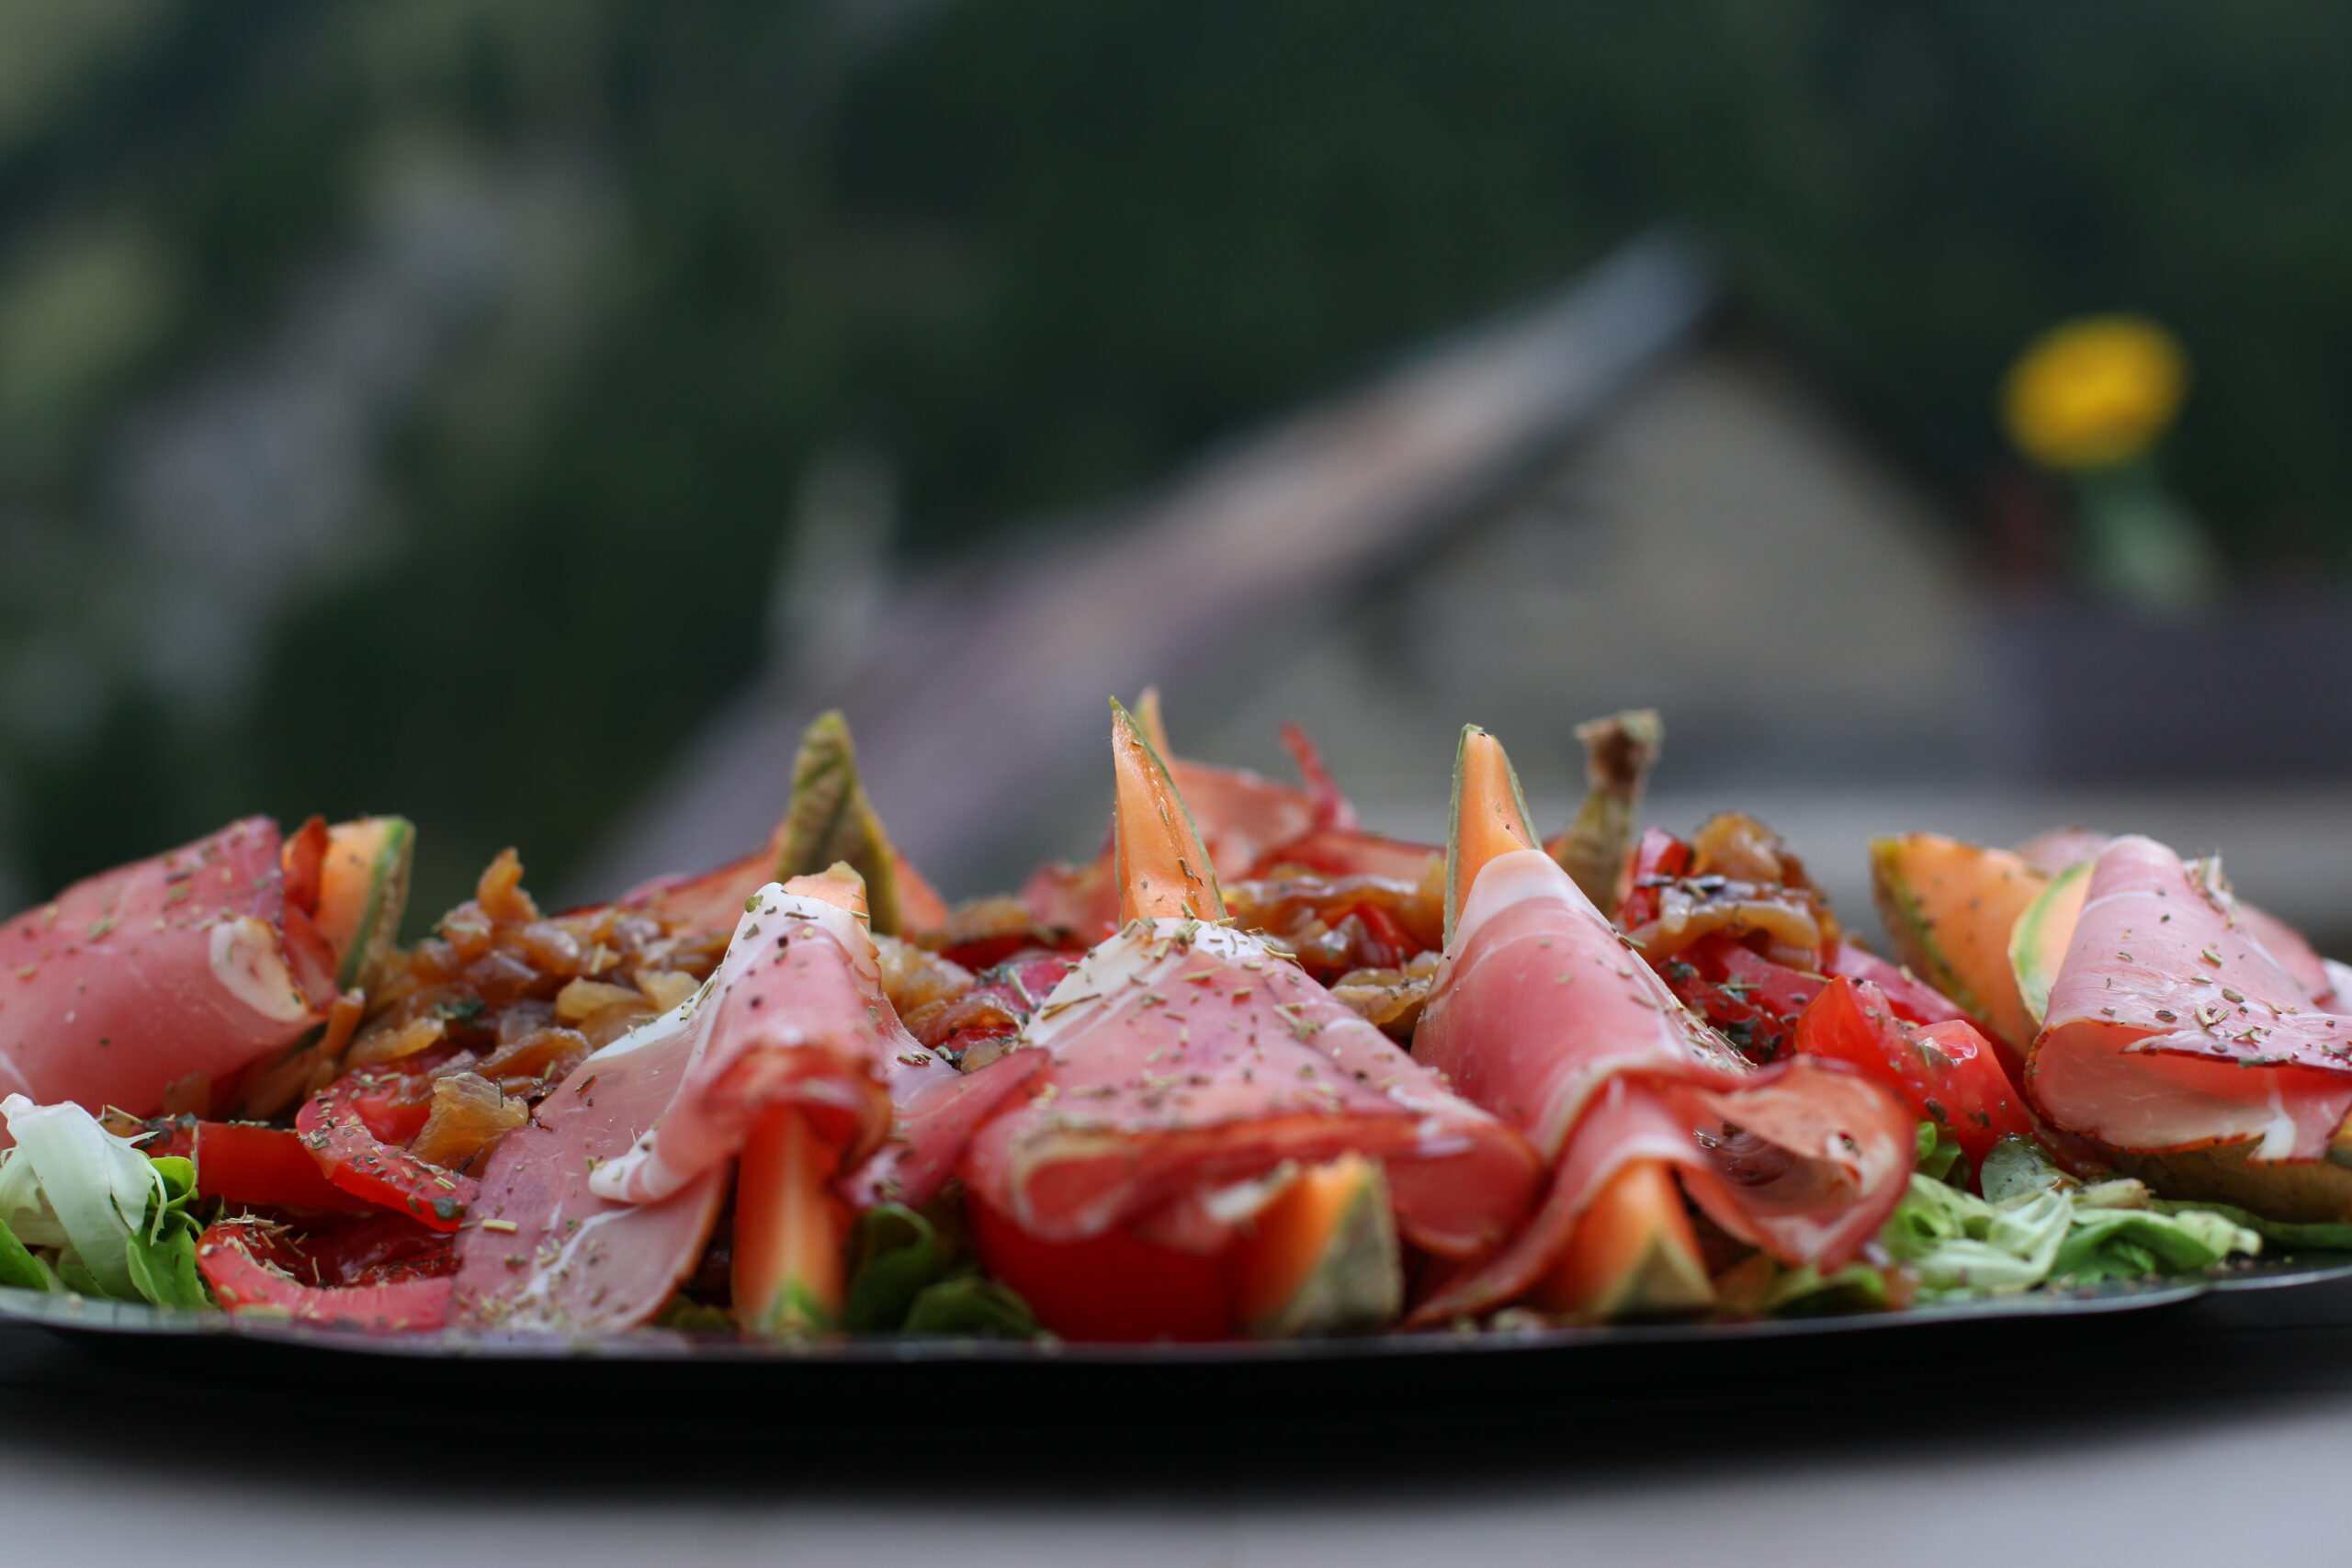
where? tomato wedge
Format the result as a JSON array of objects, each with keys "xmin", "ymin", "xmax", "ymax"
[
  {"xmin": 295, "ymin": 1072, "xmax": 474, "ymax": 1230},
  {"xmin": 1791, "ymin": 976, "xmax": 2035, "ymax": 1175},
  {"xmin": 197, "ymin": 1223, "xmax": 453, "ymax": 1331},
  {"xmin": 969, "ymin": 1194, "xmax": 1229, "ymax": 1342},
  {"xmin": 177, "ymin": 1121, "xmax": 373, "ymax": 1211},
  {"xmin": 1825, "ymin": 942, "xmax": 1979, "ymax": 1032},
  {"xmin": 1614, "ymin": 828, "xmax": 1694, "ymax": 931},
  {"xmin": 294, "ymin": 1211, "xmax": 456, "ymax": 1287},
  {"xmin": 1657, "ymin": 933, "xmax": 1825, "ymax": 1064}
]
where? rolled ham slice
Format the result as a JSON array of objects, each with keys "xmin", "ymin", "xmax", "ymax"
[
  {"xmin": 1409, "ymin": 848, "xmax": 1914, "ymax": 1322},
  {"xmin": 457, "ymin": 878, "xmax": 981, "ymax": 1332},
  {"xmin": 0, "ymin": 818, "xmax": 335, "ymax": 1123},
  {"xmin": 961, "ymin": 918, "xmax": 1541, "ymax": 1259},
  {"xmin": 452, "ymin": 1003, "xmax": 728, "ymax": 1335},
  {"xmin": 2017, "ymin": 828, "xmax": 2337, "ymax": 1006},
  {"xmin": 585, "ymin": 886, "xmax": 899, "ymax": 1205},
  {"xmin": 2029, "ymin": 835, "xmax": 2352, "ymax": 1161}
]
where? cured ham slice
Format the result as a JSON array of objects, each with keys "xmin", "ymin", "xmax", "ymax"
[
  {"xmin": 970, "ymin": 705, "xmax": 1540, "ymax": 1334},
  {"xmin": 456, "ymin": 872, "xmax": 948, "ymax": 1332},
  {"xmin": 452, "ymin": 993, "xmax": 726, "ymax": 1333},
  {"xmin": 1408, "ymin": 729, "xmax": 1913, "ymax": 1323},
  {"xmin": 961, "ymin": 919, "xmax": 1540, "ymax": 1259},
  {"xmin": 2029, "ymin": 835, "xmax": 2352, "ymax": 1162},
  {"xmin": 585, "ymin": 882, "xmax": 899, "ymax": 1205},
  {"xmin": 2016, "ymin": 828, "xmax": 2337, "ymax": 1006},
  {"xmin": 0, "ymin": 818, "xmax": 336, "ymax": 1123}
]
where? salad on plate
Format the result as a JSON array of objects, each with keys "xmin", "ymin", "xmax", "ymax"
[{"xmin": 4, "ymin": 699, "xmax": 2348, "ymax": 1345}]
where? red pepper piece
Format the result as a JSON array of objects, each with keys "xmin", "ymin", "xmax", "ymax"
[
  {"xmin": 296, "ymin": 1072, "xmax": 475, "ymax": 1231},
  {"xmin": 197, "ymin": 1223, "xmax": 452, "ymax": 1332},
  {"xmin": 1614, "ymin": 828, "xmax": 1694, "ymax": 931},
  {"xmin": 187, "ymin": 1121, "xmax": 372, "ymax": 1211}
]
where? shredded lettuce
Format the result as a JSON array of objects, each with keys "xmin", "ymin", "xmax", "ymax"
[
  {"xmin": 0, "ymin": 1095, "xmax": 209, "ymax": 1308},
  {"xmin": 2147, "ymin": 1201, "xmax": 2352, "ymax": 1256},
  {"xmin": 1883, "ymin": 1133, "xmax": 2261, "ymax": 1299}
]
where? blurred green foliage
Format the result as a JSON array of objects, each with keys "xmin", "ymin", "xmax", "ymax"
[{"xmin": 6, "ymin": 0, "xmax": 2352, "ymax": 914}]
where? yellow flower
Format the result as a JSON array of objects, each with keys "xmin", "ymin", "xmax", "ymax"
[{"xmin": 2002, "ymin": 315, "xmax": 2188, "ymax": 470}]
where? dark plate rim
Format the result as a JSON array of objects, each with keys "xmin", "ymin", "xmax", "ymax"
[{"xmin": 15, "ymin": 1252, "xmax": 2349, "ymax": 1367}]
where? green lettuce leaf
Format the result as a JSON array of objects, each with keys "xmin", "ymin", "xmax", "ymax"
[
  {"xmin": 121, "ymin": 1155, "xmax": 209, "ymax": 1310},
  {"xmin": 1913, "ymin": 1120, "xmax": 1969, "ymax": 1189},
  {"xmin": 0, "ymin": 1215, "xmax": 53, "ymax": 1292},
  {"xmin": 0, "ymin": 1093, "xmax": 164, "ymax": 1299},
  {"xmin": 0, "ymin": 1096, "xmax": 212, "ymax": 1308},
  {"xmin": 2053, "ymin": 1206, "xmax": 2256, "ymax": 1281},
  {"xmin": 2148, "ymin": 1201, "xmax": 2352, "ymax": 1255},
  {"xmin": 900, "ymin": 1275, "xmax": 1045, "ymax": 1337},
  {"xmin": 843, "ymin": 1202, "xmax": 954, "ymax": 1331},
  {"xmin": 1886, "ymin": 1134, "xmax": 2263, "ymax": 1299},
  {"xmin": 842, "ymin": 1199, "xmax": 1045, "ymax": 1337}
]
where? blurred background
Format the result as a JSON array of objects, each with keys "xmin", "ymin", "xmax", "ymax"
[{"xmin": 6, "ymin": 0, "xmax": 2352, "ymax": 942}]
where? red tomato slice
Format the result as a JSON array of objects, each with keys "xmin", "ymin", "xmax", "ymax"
[
  {"xmin": 293, "ymin": 1211, "xmax": 456, "ymax": 1288},
  {"xmin": 1825, "ymin": 942, "xmax": 1979, "ymax": 1032},
  {"xmin": 1792, "ymin": 976, "xmax": 2035, "ymax": 1175},
  {"xmin": 296, "ymin": 1072, "xmax": 474, "ymax": 1230},
  {"xmin": 192, "ymin": 1122, "xmax": 373, "ymax": 1211},
  {"xmin": 969, "ymin": 1194, "xmax": 1229, "ymax": 1342},
  {"xmin": 1658, "ymin": 934, "xmax": 1825, "ymax": 1065},
  {"xmin": 197, "ymin": 1223, "xmax": 453, "ymax": 1332},
  {"xmin": 1615, "ymin": 828, "xmax": 1694, "ymax": 931}
]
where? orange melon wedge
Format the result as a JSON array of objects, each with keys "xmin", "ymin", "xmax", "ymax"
[
  {"xmin": 1870, "ymin": 834, "xmax": 2047, "ymax": 1055},
  {"xmin": 733, "ymin": 1105, "xmax": 849, "ymax": 1337},
  {"xmin": 1535, "ymin": 1159, "xmax": 1714, "ymax": 1322},
  {"xmin": 1110, "ymin": 700, "xmax": 1225, "ymax": 923},
  {"xmin": 1446, "ymin": 726, "xmax": 1540, "ymax": 943},
  {"xmin": 1228, "ymin": 1155, "xmax": 1402, "ymax": 1337},
  {"xmin": 312, "ymin": 817, "xmax": 414, "ymax": 991}
]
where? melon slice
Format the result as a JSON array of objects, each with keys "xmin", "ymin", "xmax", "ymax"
[
  {"xmin": 312, "ymin": 816, "xmax": 414, "ymax": 991},
  {"xmin": 1229, "ymin": 1155, "xmax": 1402, "ymax": 1337},
  {"xmin": 2008, "ymin": 861, "xmax": 2092, "ymax": 1032},
  {"xmin": 1534, "ymin": 1158, "xmax": 1714, "ymax": 1322},
  {"xmin": 733, "ymin": 1105, "xmax": 849, "ymax": 1336},
  {"xmin": 1870, "ymin": 834, "xmax": 2046, "ymax": 1056}
]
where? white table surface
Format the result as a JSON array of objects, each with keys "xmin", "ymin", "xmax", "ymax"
[{"xmin": 7, "ymin": 1277, "xmax": 2352, "ymax": 1568}]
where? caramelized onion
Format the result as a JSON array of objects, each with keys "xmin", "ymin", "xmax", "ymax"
[{"xmin": 407, "ymin": 1070, "xmax": 529, "ymax": 1173}]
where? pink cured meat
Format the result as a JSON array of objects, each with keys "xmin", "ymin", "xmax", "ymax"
[
  {"xmin": 0, "ymin": 818, "xmax": 334, "ymax": 1122},
  {"xmin": 1408, "ymin": 849, "xmax": 1914, "ymax": 1322},
  {"xmin": 612, "ymin": 848, "xmax": 775, "ymax": 941},
  {"xmin": 586, "ymin": 886, "xmax": 908, "ymax": 1206},
  {"xmin": 453, "ymin": 1007, "xmax": 726, "ymax": 1334},
  {"xmin": 962, "ymin": 919, "xmax": 1542, "ymax": 1258},
  {"xmin": 842, "ymin": 1047, "xmax": 1051, "ymax": 1212},
  {"xmin": 2029, "ymin": 836, "xmax": 2352, "ymax": 1160},
  {"xmin": 2016, "ymin": 828, "xmax": 2335, "ymax": 1004},
  {"xmin": 457, "ymin": 880, "xmax": 927, "ymax": 1331},
  {"xmin": 1246, "ymin": 829, "xmax": 1439, "ymax": 884}
]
